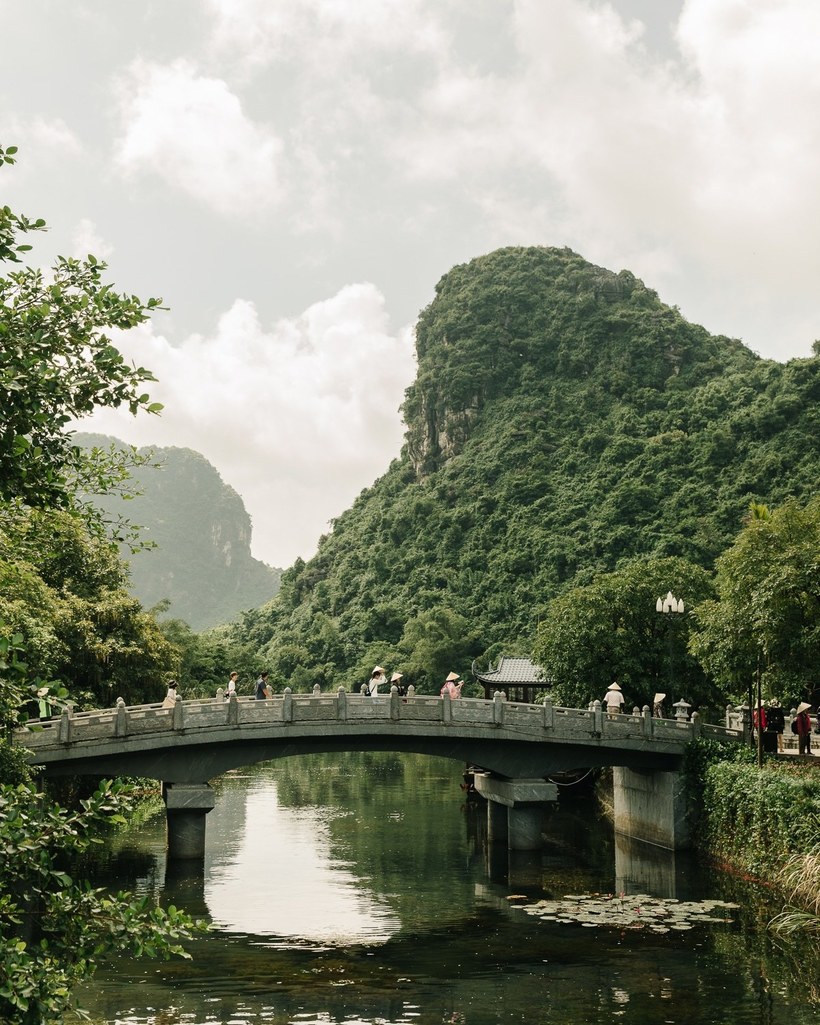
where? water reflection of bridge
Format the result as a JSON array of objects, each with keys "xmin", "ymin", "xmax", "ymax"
[{"xmin": 18, "ymin": 689, "xmax": 742, "ymax": 859}]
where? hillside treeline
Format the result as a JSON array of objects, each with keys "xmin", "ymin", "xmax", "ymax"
[{"xmin": 225, "ymin": 247, "xmax": 819, "ymax": 700}]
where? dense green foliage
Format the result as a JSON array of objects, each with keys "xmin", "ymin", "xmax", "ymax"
[
  {"xmin": 532, "ymin": 556, "xmax": 717, "ymax": 712},
  {"xmin": 701, "ymin": 758, "xmax": 820, "ymax": 876},
  {"xmin": 0, "ymin": 507, "xmax": 177, "ymax": 709},
  {"xmin": 690, "ymin": 497, "xmax": 820, "ymax": 704},
  {"xmin": 0, "ymin": 146, "xmax": 202, "ymax": 1022},
  {"xmin": 230, "ymin": 247, "xmax": 820, "ymax": 694},
  {"xmin": 79, "ymin": 436, "xmax": 281, "ymax": 631}
]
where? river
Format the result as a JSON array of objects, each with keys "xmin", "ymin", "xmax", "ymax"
[{"xmin": 77, "ymin": 752, "xmax": 820, "ymax": 1024}]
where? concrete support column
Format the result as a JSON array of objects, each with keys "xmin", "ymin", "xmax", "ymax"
[
  {"xmin": 164, "ymin": 782, "xmax": 216, "ymax": 860},
  {"xmin": 612, "ymin": 766, "xmax": 690, "ymax": 850},
  {"xmin": 474, "ymin": 774, "xmax": 558, "ymax": 852}
]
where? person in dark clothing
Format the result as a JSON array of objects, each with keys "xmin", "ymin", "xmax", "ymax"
[
  {"xmin": 255, "ymin": 672, "xmax": 270, "ymax": 699},
  {"xmin": 794, "ymin": 702, "xmax": 813, "ymax": 756}
]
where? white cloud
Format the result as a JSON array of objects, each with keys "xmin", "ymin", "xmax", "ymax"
[
  {"xmin": 80, "ymin": 284, "xmax": 416, "ymax": 567},
  {"xmin": 205, "ymin": 0, "xmax": 447, "ymax": 70},
  {"xmin": 71, "ymin": 218, "xmax": 114, "ymax": 261},
  {"xmin": 114, "ymin": 59, "xmax": 284, "ymax": 216}
]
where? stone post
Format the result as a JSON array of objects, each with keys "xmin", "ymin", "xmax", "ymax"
[
  {"xmin": 642, "ymin": 704, "xmax": 653, "ymax": 739},
  {"xmin": 172, "ymin": 697, "xmax": 184, "ymax": 730},
  {"xmin": 592, "ymin": 699, "xmax": 604, "ymax": 736},
  {"xmin": 390, "ymin": 685, "xmax": 400, "ymax": 721},
  {"xmin": 115, "ymin": 697, "xmax": 129, "ymax": 738},
  {"xmin": 227, "ymin": 691, "xmax": 239, "ymax": 726},
  {"xmin": 336, "ymin": 686, "xmax": 347, "ymax": 721},
  {"xmin": 312, "ymin": 683, "xmax": 321, "ymax": 696},
  {"xmin": 492, "ymin": 691, "xmax": 505, "ymax": 726},
  {"xmin": 59, "ymin": 703, "xmax": 73, "ymax": 744},
  {"xmin": 542, "ymin": 695, "xmax": 554, "ymax": 729},
  {"xmin": 442, "ymin": 690, "xmax": 452, "ymax": 724},
  {"xmin": 283, "ymin": 687, "xmax": 293, "ymax": 722}
]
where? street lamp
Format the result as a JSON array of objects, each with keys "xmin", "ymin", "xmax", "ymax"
[
  {"xmin": 656, "ymin": 591, "xmax": 684, "ymax": 615},
  {"xmin": 656, "ymin": 591, "xmax": 684, "ymax": 703}
]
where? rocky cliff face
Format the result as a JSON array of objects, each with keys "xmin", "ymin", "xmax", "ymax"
[{"xmin": 76, "ymin": 436, "xmax": 281, "ymax": 630}]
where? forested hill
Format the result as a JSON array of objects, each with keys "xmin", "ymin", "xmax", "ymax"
[
  {"xmin": 77, "ymin": 436, "xmax": 281, "ymax": 630},
  {"xmin": 234, "ymin": 246, "xmax": 820, "ymax": 691}
]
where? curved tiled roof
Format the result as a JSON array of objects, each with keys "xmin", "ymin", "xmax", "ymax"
[{"xmin": 473, "ymin": 656, "xmax": 546, "ymax": 684}]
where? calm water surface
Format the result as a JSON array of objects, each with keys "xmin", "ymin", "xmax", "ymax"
[{"xmin": 78, "ymin": 753, "xmax": 820, "ymax": 1025}]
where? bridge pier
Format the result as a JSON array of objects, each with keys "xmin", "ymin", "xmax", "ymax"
[
  {"xmin": 163, "ymin": 782, "xmax": 216, "ymax": 860},
  {"xmin": 474, "ymin": 774, "xmax": 558, "ymax": 851},
  {"xmin": 612, "ymin": 767, "xmax": 690, "ymax": 850}
]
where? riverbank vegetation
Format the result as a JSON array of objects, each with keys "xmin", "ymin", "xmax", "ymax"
[{"xmin": 0, "ymin": 144, "xmax": 202, "ymax": 1024}]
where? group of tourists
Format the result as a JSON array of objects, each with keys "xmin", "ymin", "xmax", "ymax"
[
  {"xmin": 757, "ymin": 699, "xmax": 818, "ymax": 756},
  {"xmin": 365, "ymin": 666, "xmax": 405, "ymax": 695},
  {"xmin": 364, "ymin": 666, "xmax": 465, "ymax": 698}
]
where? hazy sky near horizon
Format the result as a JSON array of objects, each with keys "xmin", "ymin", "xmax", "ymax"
[{"xmin": 3, "ymin": 0, "xmax": 818, "ymax": 568}]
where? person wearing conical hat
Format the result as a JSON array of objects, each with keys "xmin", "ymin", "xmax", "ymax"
[
  {"xmin": 367, "ymin": 666, "xmax": 386, "ymax": 696},
  {"xmin": 603, "ymin": 681, "xmax": 624, "ymax": 717},
  {"xmin": 794, "ymin": 702, "xmax": 813, "ymax": 756},
  {"xmin": 390, "ymin": 671, "xmax": 406, "ymax": 696},
  {"xmin": 653, "ymin": 692, "xmax": 666, "ymax": 719},
  {"xmin": 440, "ymin": 671, "xmax": 464, "ymax": 700}
]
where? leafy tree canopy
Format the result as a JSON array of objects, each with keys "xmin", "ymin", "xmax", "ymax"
[{"xmin": 689, "ymin": 497, "xmax": 820, "ymax": 705}]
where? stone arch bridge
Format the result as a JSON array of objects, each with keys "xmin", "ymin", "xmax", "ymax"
[{"xmin": 18, "ymin": 688, "xmax": 742, "ymax": 858}]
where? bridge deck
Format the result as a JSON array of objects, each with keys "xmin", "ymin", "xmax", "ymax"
[{"xmin": 16, "ymin": 690, "xmax": 741, "ymax": 784}]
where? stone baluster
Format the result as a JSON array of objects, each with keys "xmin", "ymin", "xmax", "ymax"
[
  {"xmin": 312, "ymin": 683, "xmax": 321, "ymax": 696},
  {"xmin": 493, "ymin": 691, "xmax": 505, "ymax": 726},
  {"xmin": 592, "ymin": 699, "xmax": 604, "ymax": 736},
  {"xmin": 283, "ymin": 687, "xmax": 293, "ymax": 723},
  {"xmin": 642, "ymin": 704, "xmax": 653, "ymax": 738},
  {"xmin": 227, "ymin": 690, "xmax": 239, "ymax": 726},
  {"xmin": 173, "ymin": 696, "xmax": 185, "ymax": 730},
  {"xmin": 390, "ymin": 685, "xmax": 401, "ymax": 720},
  {"xmin": 115, "ymin": 697, "xmax": 129, "ymax": 737},
  {"xmin": 691, "ymin": 710, "xmax": 701, "ymax": 739},
  {"xmin": 542, "ymin": 694, "xmax": 554, "ymax": 729},
  {"xmin": 442, "ymin": 689, "xmax": 452, "ymax": 724},
  {"xmin": 215, "ymin": 687, "xmax": 224, "ymax": 703},
  {"xmin": 407, "ymin": 684, "xmax": 415, "ymax": 697},
  {"xmin": 59, "ymin": 703, "xmax": 74, "ymax": 744},
  {"xmin": 336, "ymin": 686, "xmax": 347, "ymax": 721}
]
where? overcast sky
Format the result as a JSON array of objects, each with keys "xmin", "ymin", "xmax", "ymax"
[{"xmin": 2, "ymin": 1, "xmax": 818, "ymax": 568}]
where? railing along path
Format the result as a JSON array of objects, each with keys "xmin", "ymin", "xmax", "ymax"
[{"xmin": 18, "ymin": 687, "xmax": 740, "ymax": 754}]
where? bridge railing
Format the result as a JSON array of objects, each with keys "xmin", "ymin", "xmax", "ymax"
[{"xmin": 16, "ymin": 689, "xmax": 743, "ymax": 752}]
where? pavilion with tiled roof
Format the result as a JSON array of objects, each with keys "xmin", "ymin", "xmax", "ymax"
[{"xmin": 472, "ymin": 656, "xmax": 549, "ymax": 704}]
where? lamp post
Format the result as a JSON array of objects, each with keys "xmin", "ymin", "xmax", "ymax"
[{"xmin": 656, "ymin": 591, "xmax": 684, "ymax": 701}]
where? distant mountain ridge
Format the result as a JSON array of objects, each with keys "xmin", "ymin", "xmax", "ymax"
[
  {"xmin": 226, "ymin": 246, "xmax": 820, "ymax": 691},
  {"xmin": 76, "ymin": 435, "xmax": 281, "ymax": 630}
]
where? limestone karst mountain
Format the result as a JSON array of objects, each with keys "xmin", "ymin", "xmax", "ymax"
[
  {"xmin": 76, "ymin": 435, "xmax": 280, "ymax": 630},
  {"xmin": 227, "ymin": 246, "xmax": 819, "ymax": 691}
]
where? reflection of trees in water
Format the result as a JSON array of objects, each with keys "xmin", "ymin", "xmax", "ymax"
[
  {"xmin": 255, "ymin": 752, "xmax": 479, "ymax": 929},
  {"xmin": 708, "ymin": 871, "xmax": 820, "ymax": 1008}
]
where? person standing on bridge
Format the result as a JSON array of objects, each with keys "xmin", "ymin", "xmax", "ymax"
[
  {"xmin": 794, "ymin": 702, "xmax": 813, "ymax": 756},
  {"xmin": 367, "ymin": 666, "xmax": 386, "ymax": 696},
  {"xmin": 255, "ymin": 672, "xmax": 270, "ymax": 699},
  {"xmin": 391, "ymin": 671, "xmax": 406, "ymax": 696},
  {"xmin": 441, "ymin": 672, "xmax": 464, "ymax": 699},
  {"xmin": 162, "ymin": 680, "xmax": 177, "ymax": 708},
  {"xmin": 653, "ymin": 693, "xmax": 666, "ymax": 718},
  {"xmin": 226, "ymin": 671, "xmax": 238, "ymax": 700},
  {"xmin": 604, "ymin": 682, "xmax": 625, "ymax": 717}
]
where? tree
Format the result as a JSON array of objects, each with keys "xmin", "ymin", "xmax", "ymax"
[
  {"xmin": 532, "ymin": 557, "xmax": 718, "ymax": 712},
  {"xmin": 689, "ymin": 497, "xmax": 820, "ymax": 705},
  {"xmin": 0, "ymin": 147, "xmax": 201, "ymax": 1022},
  {"xmin": 0, "ymin": 145, "xmax": 162, "ymax": 515}
]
